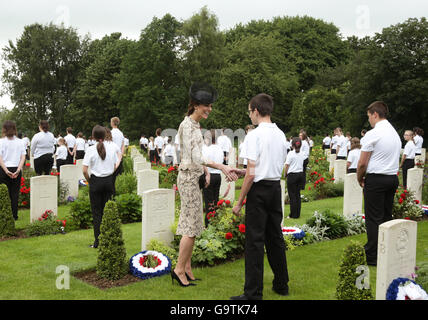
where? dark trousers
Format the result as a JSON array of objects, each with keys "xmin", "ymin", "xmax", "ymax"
[
  {"xmin": 56, "ymin": 159, "xmax": 67, "ymax": 173},
  {"xmin": 287, "ymin": 172, "xmax": 305, "ymax": 218},
  {"xmin": 363, "ymin": 174, "xmax": 398, "ymax": 265},
  {"xmin": 66, "ymin": 148, "xmax": 74, "ymax": 164},
  {"xmin": 155, "ymin": 149, "xmax": 161, "ymax": 163},
  {"xmin": 223, "ymin": 151, "xmax": 229, "ymax": 165},
  {"xmin": 331, "ymin": 149, "xmax": 336, "ymax": 154},
  {"xmin": 149, "ymin": 150, "xmax": 156, "ymax": 163},
  {"xmin": 244, "ymin": 180, "xmax": 289, "ymax": 300},
  {"xmin": 112, "ymin": 159, "xmax": 123, "ymax": 196},
  {"xmin": 89, "ymin": 174, "xmax": 114, "ymax": 247},
  {"xmin": 336, "ymin": 156, "xmax": 346, "ymax": 160},
  {"xmin": 402, "ymin": 159, "xmax": 415, "ymax": 189},
  {"xmin": 34, "ymin": 153, "xmax": 53, "ymax": 175},
  {"xmin": 76, "ymin": 150, "xmax": 85, "ymax": 160},
  {"xmin": 202, "ymin": 173, "xmax": 221, "ymax": 226},
  {"xmin": 347, "ymin": 168, "xmax": 357, "ymax": 174},
  {"xmin": 301, "ymin": 158, "xmax": 309, "ymax": 190},
  {"xmin": 0, "ymin": 167, "xmax": 22, "ymax": 220}
]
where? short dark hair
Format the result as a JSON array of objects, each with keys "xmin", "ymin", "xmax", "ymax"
[
  {"xmin": 2, "ymin": 120, "xmax": 17, "ymax": 138},
  {"xmin": 249, "ymin": 93, "xmax": 273, "ymax": 117},
  {"xmin": 66, "ymin": 127, "xmax": 73, "ymax": 134},
  {"xmin": 367, "ymin": 101, "xmax": 388, "ymax": 118},
  {"xmin": 40, "ymin": 120, "xmax": 49, "ymax": 132}
]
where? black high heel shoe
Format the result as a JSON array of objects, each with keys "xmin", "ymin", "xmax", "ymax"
[
  {"xmin": 185, "ymin": 273, "xmax": 201, "ymax": 281},
  {"xmin": 171, "ymin": 270, "xmax": 196, "ymax": 287}
]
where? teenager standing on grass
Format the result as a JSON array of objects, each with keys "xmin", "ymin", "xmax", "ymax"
[
  {"xmin": 173, "ymin": 82, "xmax": 237, "ymax": 288},
  {"xmin": 31, "ymin": 120, "xmax": 56, "ymax": 175},
  {"xmin": 64, "ymin": 127, "xmax": 76, "ymax": 165},
  {"xmin": 400, "ymin": 130, "xmax": 416, "ymax": 189},
  {"xmin": 357, "ymin": 101, "xmax": 401, "ymax": 266},
  {"xmin": 83, "ymin": 125, "xmax": 119, "ymax": 249},
  {"xmin": 231, "ymin": 93, "xmax": 289, "ymax": 300},
  {"xmin": 74, "ymin": 132, "xmax": 86, "ymax": 160},
  {"xmin": 55, "ymin": 138, "xmax": 68, "ymax": 173},
  {"xmin": 0, "ymin": 120, "xmax": 26, "ymax": 221}
]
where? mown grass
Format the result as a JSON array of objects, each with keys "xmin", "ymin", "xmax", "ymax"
[{"xmin": 2, "ymin": 193, "xmax": 428, "ymax": 300}]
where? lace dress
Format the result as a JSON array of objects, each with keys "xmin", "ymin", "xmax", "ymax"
[{"xmin": 176, "ymin": 116, "xmax": 207, "ymax": 237}]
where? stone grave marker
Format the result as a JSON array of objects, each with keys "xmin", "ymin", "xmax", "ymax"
[
  {"xmin": 229, "ymin": 148, "xmax": 236, "ymax": 168},
  {"xmin": 75, "ymin": 159, "xmax": 85, "ymax": 180},
  {"xmin": 328, "ymin": 154, "xmax": 336, "ymax": 173},
  {"xmin": 407, "ymin": 168, "xmax": 423, "ymax": 205},
  {"xmin": 30, "ymin": 176, "xmax": 58, "ymax": 222},
  {"xmin": 60, "ymin": 165, "xmax": 80, "ymax": 200},
  {"xmin": 141, "ymin": 189, "xmax": 175, "ymax": 250},
  {"xmin": 376, "ymin": 219, "xmax": 417, "ymax": 300},
  {"xmin": 137, "ymin": 169, "xmax": 159, "ymax": 196},
  {"xmin": 334, "ymin": 160, "xmax": 347, "ymax": 183},
  {"xmin": 134, "ymin": 160, "xmax": 151, "ymax": 175},
  {"xmin": 219, "ymin": 172, "xmax": 235, "ymax": 203},
  {"xmin": 30, "ymin": 155, "xmax": 34, "ymax": 169},
  {"xmin": 343, "ymin": 173, "xmax": 363, "ymax": 216}
]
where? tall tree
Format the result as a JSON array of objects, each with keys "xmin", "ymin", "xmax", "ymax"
[{"xmin": 1, "ymin": 23, "xmax": 88, "ymax": 134}]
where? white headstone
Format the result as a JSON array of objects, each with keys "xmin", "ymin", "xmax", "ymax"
[
  {"xmin": 134, "ymin": 161, "xmax": 151, "ymax": 174},
  {"xmin": 30, "ymin": 155, "xmax": 34, "ymax": 169},
  {"xmin": 75, "ymin": 159, "xmax": 84, "ymax": 180},
  {"xmin": 415, "ymin": 148, "xmax": 426, "ymax": 166},
  {"xmin": 328, "ymin": 154, "xmax": 336, "ymax": 173},
  {"xmin": 229, "ymin": 148, "xmax": 236, "ymax": 168},
  {"xmin": 141, "ymin": 189, "xmax": 175, "ymax": 250},
  {"xmin": 343, "ymin": 173, "xmax": 363, "ymax": 216},
  {"xmin": 219, "ymin": 172, "xmax": 235, "ymax": 203},
  {"xmin": 30, "ymin": 176, "xmax": 58, "ymax": 222},
  {"xmin": 137, "ymin": 169, "xmax": 159, "ymax": 196},
  {"xmin": 133, "ymin": 155, "xmax": 146, "ymax": 166},
  {"xmin": 334, "ymin": 160, "xmax": 347, "ymax": 183},
  {"xmin": 60, "ymin": 165, "xmax": 80, "ymax": 200},
  {"xmin": 376, "ymin": 219, "xmax": 417, "ymax": 300},
  {"xmin": 407, "ymin": 168, "xmax": 423, "ymax": 204},
  {"xmin": 324, "ymin": 149, "xmax": 331, "ymax": 157}
]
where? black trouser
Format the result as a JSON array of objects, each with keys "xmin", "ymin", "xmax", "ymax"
[
  {"xmin": 149, "ymin": 150, "xmax": 156, "ymax": 163},
  {"xmin": 0, "ymin": 167, "xmax": 22, "ymax": 220},
  {"xmin": 202, "ymin": 173, "xmax": 221, "ymax": 226},
  {"xmin": 301, "ymin": 158, "xmax": 309, "ymax": 190},
  {"xmin": 244, "ymin": 180, "xmax": 289, "ymax": 300},
  {"xmin": 89, "ymin": 174, "xmax": 114, "ymax": 247},
  {"xmin": 287, "ymin": 172, "xmax": 305, "ymax": 218},
  {"xmin": 363, "ymin": 174, "xmax": 398, "ymax": 265},
  {"xmin": 223, "ymin": 151, "xmax": 229, "ymax": 165},
  {"xmin": 155, "ymin": 149, "xmax": 162, "ymax": 163},
  {"xmin": 402, "ymin": 158, "xmax": 415, "ymax": 189},
  {"xmin": 76, "ymin": 150, "xmax": 85, "ymax": 160},
  {"xmin": 336, "ymin": 156, "xmax": 347, "ymax": 160},
  {"xmin": 67, "ymin": 148, "xmax": 74, "ymax": 164},
  {"xmin": 331, "ymin": 149, "xmax": 336, "ymax": 154},
  {"xmin": 34, "ymin": 153, "xmax": 53, "ymax": 175},
  {"xmin": 112, "ymin": 159, "xmax": 123, "ymax": 196},
  {"xmin": 56, "ymin": 159, "xmax": 67, "ymax": 173},
  {"xmin": 141, "ymin": 144, "xmax": 147, "ymax": 153},
  {"xmin": 322, "ymin": 144, "xmax": 329, "ymax": 150},
  {"xmin": 347, "ymin": 168, "xmax": 357, "ymax": 174}
]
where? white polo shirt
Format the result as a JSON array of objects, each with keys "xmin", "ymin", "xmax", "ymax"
[
  {"xmin": 331, "ymin": 135, "xmax": 339, "ymax": 149},
  {"xmin": 111, "ymin": 128, "xmax": 124, "ymax": 152},
  {"xmin": 323, "ymin": 136, "xmax": 331, "ymax": 147},
  {"xmin": 203, "ymin": 144, "xmax": 224, "ymax": 174},
  {"xmin": 347, "ymin": 148, "xmax": 361, "ymax": 170},
  {"xmin": 414, "ymin": 135, "xmax": 423, "ymax": 154},
  {"xmin": 240, "ymin": 122, "xmax": 287, "ymax": 182},
  {"xmin": 0, "ymin": 137, "xmax": 26, "ymax": 167},
  {"xmin": 148, "ymin": 141, "xmax": 156, "ymax": 151},
  {"xmin": 217, "ymin": 135, "xmax": 232, "ymax": 153},
  {"xmin": 403, "ymin": 141, "xmax": 416, "ymax": 160},
  {"xmin": 361, "ymin": 119, "xmax": 401, "ymax": 175},
  {"xmin": 164, "ymin": 144, "xmax": 175, "ymax": 157},
  {"xmin": 301, "ymin": 140, "xmax": 310, "ymax": 160},
  {"xmin": 55, "ymin": 145, "xmax": 68, "ymax": 160},
  {"xmin": 337, "ymin": 135, "xmax": 348, "ymax": 157},
  {"xmin": 154, "ymin": 136, "xmax": 164, "ymax": 149},
  {"xmin": 22, "ymin": 137, "xmax": 30, "ymax": 148},
  {"xmin": 64, "ymin": 134, "xmax": 76, "ymax": 149},
  {"xmin": 285, "ymin": 150, "xmax": 305, "ymax": 174},
  {"xmin": 75, "ymin": 138, "xmax": 86, "ymax": 151},
  {"xmin": 31, "ymin": 131, "xmax": 56, "ymax": 159},
  {"xmin": 83, "ymin": 142, "xmax": 118, "ymax": 177}
]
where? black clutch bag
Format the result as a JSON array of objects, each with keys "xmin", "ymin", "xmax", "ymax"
[{"xmin": 198, "ymin": 173, "xmax": 206, "ymax": 189}]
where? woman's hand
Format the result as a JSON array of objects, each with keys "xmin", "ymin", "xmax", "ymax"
[
  {"xmin": 205, "ymin": 172, "xmax": 211, "ymax": 188},
  {"xmin": 232, "ymin": 203, "xmax": 243, "ymax": 216},
  {"xmin": 221, "ymin": 165, "xmax": 238, "ymax": 182}
]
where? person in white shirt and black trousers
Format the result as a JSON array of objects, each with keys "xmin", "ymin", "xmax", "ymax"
[
  {"xmin": 31, "ymin": 120, "xmax": 56, "ymax": 175},
  {"xmin": 284, "ymin": 137, "xmax": 305, "ymax": 219},
  {"xmin": 231, "ymin": 93, "xmax": 289, "ymax": 300},
  {"xmin": 413, "ymin": 127, "xmax": 424, "ymax": 157},
  {"xmin": 335, "ymin": 128, "xmax": 348, "ymax": 160},
  {"xmin": 347, "ymin": 137, "xmax": 361, "ymax": 174},
  {"xmin": 55, "ymin": 138, "xmax": 68, "ymax": 173},
  {"xmin": 298, "ymin": 130, "xmax": 310, "ymax": 190},
  {"xmin": 74, "ymin": 132, "xmax": 86, "ymax": 160},
  {"xmin": 0, "ymin": 120, "xmax": 26, "ymax": 220},
  {"xmin": 357, "ymin": 101, "xmax": 401, "ymax": 266},
  {"xmin": 64, "ymin": 127, "xmax": 76, "ymax": 165},
  {"xmin": 83, "ymin": 125, "xmax": 119, "ymax": 248},
  {"xmin": 400, "ymin": 130, "xmax": 416, "ymax": 189}
]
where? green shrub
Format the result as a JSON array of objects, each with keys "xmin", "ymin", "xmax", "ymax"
[
  {"xmin": 336, "ymin": 241, "xmax": 373, "ymax": 300},
  {"xmin": 0, "ymin": 184, "xmax": 16, "ymax": 237},
  {"xmin": 392, "ymin": 188, "xmax": 424, "ymax": 220},
  {"xmin": 25, "ymin": 211, "xmax": 63, "ymax": 237},
  {"xmin": 306, "ymin": 209, "xmax": 348, "ymax": 239},
  {"xmin": 415, "ymin": 263, "xmax": 428, "ymax": 291},
  {"xmin": 114, "ymin": 193, "xmax": 142, "ymax": 223},
  {"xmin": 69, "ymin": 196, "xmax": 93, "ymax": 229},
  {"xmin": 147, "ymin": 239, "xmax": 178, "ymax": 269},
  {"xmin": 122, "ymin": 156, "xmax": 133, "ymax": 175},
  {"xmin": 115, "ymin": 172, "xmax": 137, "ymax": 195},
  {"xmin": 96, "ymin": 201, "xmax": 128, "ymax": 280}
]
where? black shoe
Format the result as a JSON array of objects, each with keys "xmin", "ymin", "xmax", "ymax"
[
  {"xmin": 230, "ymin": 294, "xmax": 250, "ymax": 300},
  {"xmin": 89, "ymin": 244, "xmax": 98, "ymax": 249},
  {"xmin": 273, "ymin": 286, "xmax": 289, "ymax": 296},
  {"xmin": 185, "ymin": 273, "xmax": 201, "ymax": 281},
  {"xmin": 171, "ymin": 271, "xmax": 196, "ymax": 287}
]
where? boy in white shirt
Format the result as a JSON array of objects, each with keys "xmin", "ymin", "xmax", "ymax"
[
  {"xmin": 64, "ymin": 127, "xmax": 76, "ymax": 164},
  {"xmin": 230, "ymin": 93, "xmax": 289, "ymax": 300}
]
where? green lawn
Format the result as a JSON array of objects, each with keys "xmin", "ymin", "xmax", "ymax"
[{"xmin": 2, "ymin": 195, "xmax": 428, "ymax": 300}]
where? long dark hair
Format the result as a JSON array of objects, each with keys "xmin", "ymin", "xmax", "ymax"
[
  {"xmin": 2, "ymin": 120, "xmax": 17, "ymax": 138},
  {"xmin": 292, "ymin": 137, "xmax": 302, "ymax": 153},
  {"xmin": 92, "ymin": 125, "xmax": 106, "ymax": 160}
]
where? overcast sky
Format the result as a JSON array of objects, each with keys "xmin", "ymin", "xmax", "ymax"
[{"xmin": 1, "ymin": 0, "xmax": 427, "ymax": 109}]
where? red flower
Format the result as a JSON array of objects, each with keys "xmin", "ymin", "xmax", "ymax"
[
  {"xmin": 400, "ymin": 193, "xmax": 406, "ymax": 199},
  {"xmin": 404, "ymin": 217, "xmax": 410, "ymax": 220},
  {"xmin": 225, "ymin": 200, "xmax": 231, "ymax": 206},
  {"xmin": 404, "ymin": 190, "xmax": 408, "ymax": 193},
  {"xmin": 225, "ymin": 232, "xmax": 233, "ymax": 240},
  {"xmin": 25, "ymin": 163, "xmax": 30, "ymax": 167},
  {"xmin": 22, "ymin": 201, "xmax": 28, "ymax": 206},
  {"xmin": 217, "ymin": 199, "xmax": 225, "ymax": 206},
  {"xmin": 331, "ymin": 178, "xmax": 335, "ymax": 181},
  {"xmin": 320, "ymin": 177, "xmax": 325, "ymax": 182},
  {"xmin": 308, "ymin": 187, "xmax": 311, "ymax": 191},
  {"xmin": 414, "ymin": 200, "xmax": 420, "ymax": 204},
  {"xmin": 238, "ymin": 224, "xmax": 246, "ymax": 233},
  {"xmin": 167, "ymin": 166, "xmax": 175, "ymax": 173},
  {"xmin": 399, "ymin": 198, "xmax": 404, "ymax": 204}
]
